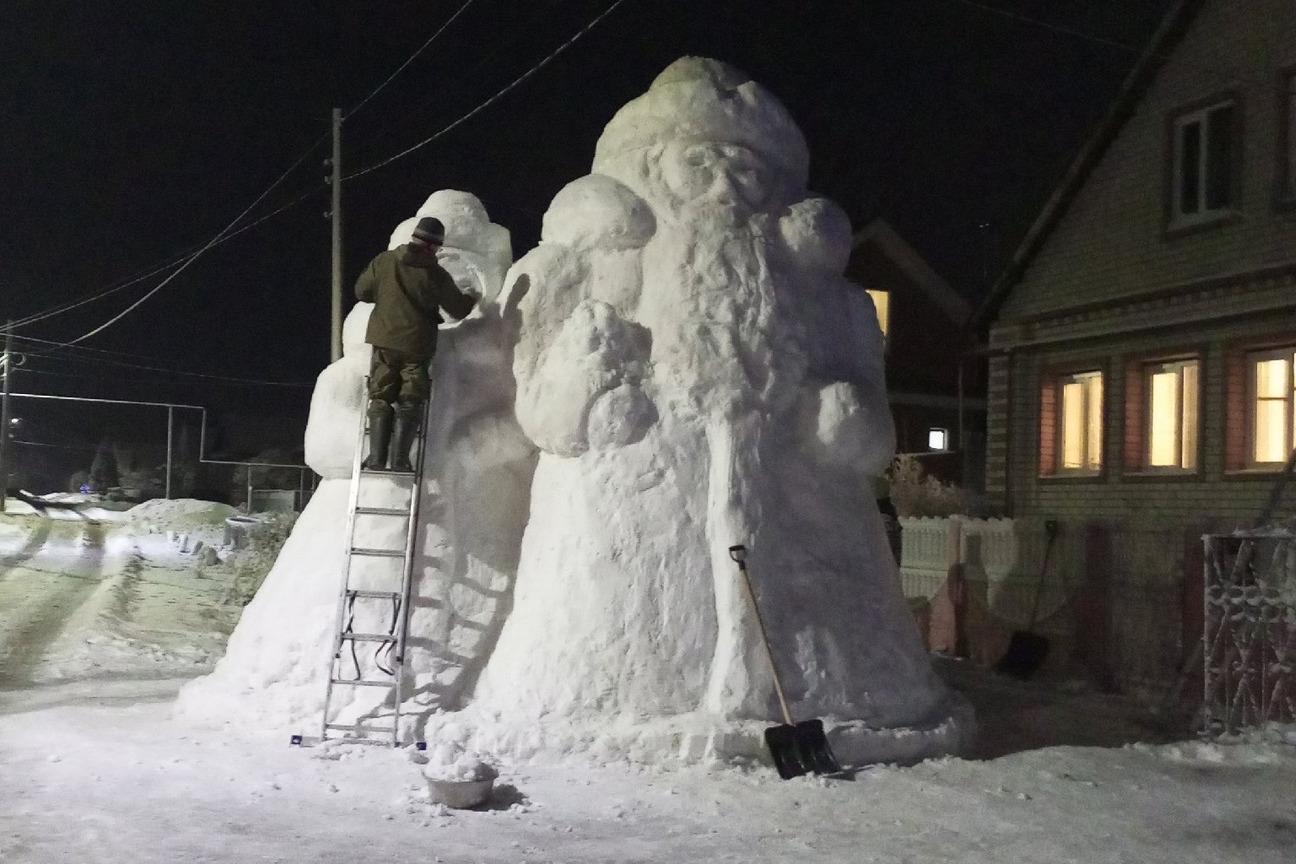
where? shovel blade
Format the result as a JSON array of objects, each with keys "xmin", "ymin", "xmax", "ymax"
[{"xmin": 764, "ymin": 719, "xmax": 842, "ymax": 780}]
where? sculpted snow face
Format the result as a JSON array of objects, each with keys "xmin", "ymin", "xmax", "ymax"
[{"xmin": 475, "ymin": 57, "xmax": 952, "ymax": 737}]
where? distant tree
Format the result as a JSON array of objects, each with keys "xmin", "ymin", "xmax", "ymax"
[{"xmin": 89, "ymin": 439, "xmax": 118, "ymax": 490}]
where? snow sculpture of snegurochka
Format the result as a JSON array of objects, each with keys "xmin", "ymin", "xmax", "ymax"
[
  {"xmin": 175, "ymin": 190, "xmax": 528, "ymax": 730},
  {"xmin": 181, "ymin": 57, "xmax": 970, "ymax": 765}
]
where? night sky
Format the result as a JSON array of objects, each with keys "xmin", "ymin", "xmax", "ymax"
[{"xmin": 2, "ymin": 0, "xmax": 1171, "ymax": 422}]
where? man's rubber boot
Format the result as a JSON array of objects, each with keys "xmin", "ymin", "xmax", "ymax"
[
  {"xmin": 389, "ymin": 402, "xmax": 422, "ymax": 473},
  {"xmin": 362, "ymin": 400, "xmax": 393, "ymax": 471}
]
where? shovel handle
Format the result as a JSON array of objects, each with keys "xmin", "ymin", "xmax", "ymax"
[{"xmin": 728, "ymin": 545, "xmax": 795, "ymax": 727}]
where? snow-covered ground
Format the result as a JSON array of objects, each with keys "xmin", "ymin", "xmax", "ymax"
[
  {"xmin": 3, "ymin": 500, "xmax": 1295, "ymax": 863},
  {"xmin": 3, "ymin": 693, "xmax": 1295, "ymax": 864},
  {"xmin": 0, "ymin": 498, "xmax": 243, "ymax": 690}
]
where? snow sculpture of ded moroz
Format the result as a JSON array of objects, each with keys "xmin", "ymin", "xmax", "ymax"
[{"xmin": 457, "ymin": 57, "xmax": 970, "ymax": 763}]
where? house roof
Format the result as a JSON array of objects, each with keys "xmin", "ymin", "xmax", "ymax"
[
  {"xmin": 851, "ymin": 217, "xmax": 970, "ymax": 325},
  {"xmin": 971, "ymin": 0, "xmax": 1205, "ymax": 331}
]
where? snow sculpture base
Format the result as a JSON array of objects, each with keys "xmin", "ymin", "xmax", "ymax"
[{"xmin": 413, "ymin": 693, "xmax": 973, "ymax": 768}]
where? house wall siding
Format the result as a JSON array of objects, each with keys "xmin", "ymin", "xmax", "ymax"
[
  {"xmin": 975, "ymin": 0, "xmax": 1296, "ymax": 691},
  {"xmin": 995, "ymin": 0, "xmax": 1296, "ymax": 323}
]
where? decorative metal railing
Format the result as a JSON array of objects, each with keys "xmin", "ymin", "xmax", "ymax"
[{"xmin": 1202, "ymin": 530, "xmax": 1296, "ymax": 735}]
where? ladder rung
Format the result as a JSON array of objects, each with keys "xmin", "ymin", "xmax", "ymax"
[
  {"xmin": 359, "ymin": 468, "xmax": 418, "ymax": 477},
  {"xmin": 345, "ymin": 590, "xmax": 401, "ymax": 599},
  {"xmin": 339, "ymin": 632, "xmax": 397, "ymax": 643},
  {"xmin": 324, "ymin": 723, "xmax": 396, "ymax": 733},
  {"xmin": 330, "ymin": 678, "xmax": 393, "ymax": 688},
  {"xmin": 354, "ymin": 506, "xmax": 410, "ymax": 517},
  {"xmin": 350, "ymin": 547, "xmax": 405, "ymax": 558}
]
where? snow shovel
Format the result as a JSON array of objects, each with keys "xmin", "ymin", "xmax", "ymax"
[
  {"xmin": 728, "ymin": 544, "xmax": 842, "ymax": 779},
  {"xmin": 994, "ymin": 519, "xmax": 1058, "ymax": 680}
]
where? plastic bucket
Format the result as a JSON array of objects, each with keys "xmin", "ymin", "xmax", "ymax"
[{"xmin": 426, "ymin": 771, "xmax": 497, "ymax": 809}]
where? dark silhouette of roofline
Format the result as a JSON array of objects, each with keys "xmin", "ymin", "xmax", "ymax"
[{"xmin": 972, "ymin": 0, "xmax": 1205, "ymax": 332}]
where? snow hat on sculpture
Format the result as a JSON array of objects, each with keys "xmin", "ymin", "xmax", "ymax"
[
  {"xmin": 456, "ymin": 57, "xmax": 971, "ymax": 766},
  {"xmin": 389, "ymin": 190, "xmax": 514, "ymax": 307}
]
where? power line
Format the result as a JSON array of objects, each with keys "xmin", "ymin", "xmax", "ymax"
[
  {"xmin": 13, "ymin": 343, "xmax": 314, "ymax": 389},
  {"xmin": 1, "ymin": 181, "xmax": 322, "ymax": 338},
  {"xmin": 12, "ymin": 185, "xmax": 323, "ymax": 353},
  {"xmin": 936, "ymin": 0, "xmax": 1271, "ymax": 91},
  {"xmin": 342, "ymin": 0, "xmax": 479, "ymax": 121},
  {"xmin": 11, "ymin": 333, "xmax": 240, "ymax": 367},
  {"xmin": 341, "ymin": 3, "xmax": 552, "ymax": 156},
  {"xmin": 941, "ymin": 0, "xmax": 1147, "ymax": 56},
  {"xmin": 4, "ymin": 2, "xmax": 484, "ymax": 337},
  {"xmin": 2, "ymin": 253, "xmax": 189, "ymax": 334},
  {"xmin": 59, "ymin": 132, "xmax": 325, "ymax": 348},
  {"xmin": 346, "ymin": 0, "xmax": 631, "ymax": 181}
]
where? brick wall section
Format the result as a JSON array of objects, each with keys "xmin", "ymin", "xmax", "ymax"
[
  {"xmin": 1122, "ymin": 361, "xmax": 1145, "ymax": 473},
  {"xmin": 995, "ymin": 0, "xmax": 1296, "ymax": 324},
  {"xmin": 1001, "ymin": 316, "xmax": 1294, "ymax": 528}
]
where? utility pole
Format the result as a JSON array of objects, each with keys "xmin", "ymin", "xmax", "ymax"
[
  {"xmin": 329, "ymin": 108, "xmax": 344, "ymax": 362},
  {"xmin": 0, "ymin": 322, "xmax": 13, "ymax": 514}
]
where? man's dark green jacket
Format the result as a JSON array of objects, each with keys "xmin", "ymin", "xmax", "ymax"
[{"xmin": 355, "ymin": 244, "xmax": 477, "ymax": 356}]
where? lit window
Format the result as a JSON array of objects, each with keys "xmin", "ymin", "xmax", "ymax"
[
  {"xmin": 1171, "ymin": 100, "xmax": 1235, "ymax": 225},
  {"xmin": 1250, "ymin": 348, "xmax": 1296, "ymax": 466},
  {"xmin": 1058, "ymin": 371, "xmax": 1103, "ymax": 472},
  {"xmin": 927, "ymin": 427, "xmax": 948, "ymax": 451},
  {"xmin": 867, "ymin": 289, "xmax": 890, "ymax": 339},
  {"xmin": 1145, "ymin": 359, "xmax": 1199, "ymax": 470}
]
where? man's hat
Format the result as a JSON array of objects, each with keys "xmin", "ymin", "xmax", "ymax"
[{"xmin": 412, "ymin": 216, "xmax": 445, "ymax": 245}]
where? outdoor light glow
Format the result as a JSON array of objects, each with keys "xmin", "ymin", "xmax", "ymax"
[{"xmin": 927, "ymin": 427, "xmax": 948, "ymax": 451}]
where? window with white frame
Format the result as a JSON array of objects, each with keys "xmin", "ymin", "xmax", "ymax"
[
  {"xmin": 1171, "ymin": 100, "xmax": 1236, "ymax": 225},
  {"xmin": 1250, "ymin": 348, "xmax": 1296, "ymax": 466},
  {"xmin": 1145, "ymin": 359, "xmax": 1200, "ymax": 471},
  {"xmin": 1058, "ymin": 371, "xmax": 1104, "ymax": 472}
]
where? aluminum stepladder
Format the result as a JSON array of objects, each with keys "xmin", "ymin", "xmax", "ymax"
[{"xmin": 317, "ymin": 388, "xmax": 428, "ymax": 747}]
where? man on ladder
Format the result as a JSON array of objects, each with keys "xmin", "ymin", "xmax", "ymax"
[{"xmin": 355, "ymin": 216, "xmax": 478, "ymax": 471}]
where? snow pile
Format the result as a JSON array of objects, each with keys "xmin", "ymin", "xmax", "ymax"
[
  {"xmin": 182, "ymin": 58, "xmax": 969, "ymax": 766},
  {"xmin": 123, "ymin": 498, "xmax": 235, "ymax": 563},
  {"xmin": 125, "ymin": 498, "xmax": 235, "ymax": 529},
  {"xmin": 418, "ymin": 745, "xmax": 496, "ymax": 783}
]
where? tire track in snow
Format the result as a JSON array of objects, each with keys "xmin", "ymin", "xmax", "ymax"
[
  {"xmin": 0, "ymin": 519, "xmax": 107, "ymax": 687},
  {"xmin": 0, "ymin": 518, "xmax": 52, "ymax": 581}
]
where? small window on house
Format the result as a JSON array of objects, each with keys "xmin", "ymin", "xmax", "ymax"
[
  {"xmin": 1057, "ymin": 371, "xmax": 1104, "ymax": 473},
  {"xmin": 1171, "ymin": 100, "xmax": 1236, "ymax": 225},
  {"xmin": 1250, "ymin": 348, "xmax": 1296, "ymax": 466},
  {"xmin": 867, "ymin": 289, "xmax": 890, "ymax": 339},
  {"xmin": 1145, "ymin": 359, "xmax": 1199, "ymax": 471},
  {"xmin": 927, "ymin": 427, "xmax": 948, "ymax": 451}
]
